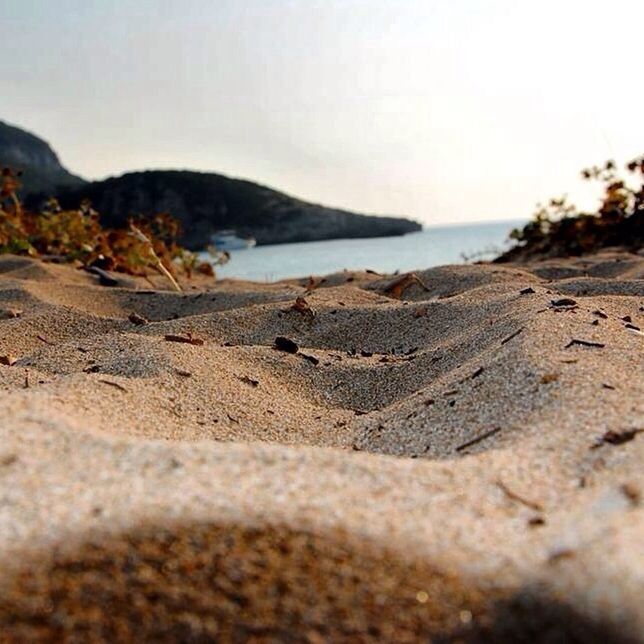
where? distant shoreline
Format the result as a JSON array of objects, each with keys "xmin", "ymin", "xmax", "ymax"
[{"xmin": 207, "ymin": 220, "xmax": 522, "ymax": 282}]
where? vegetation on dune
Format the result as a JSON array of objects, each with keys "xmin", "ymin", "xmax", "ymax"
[
  {"xmin": 0, "ymin": 168, "xmax": 215, "ymax": 288},
  {"xmin": 497, "ymin": 156, "xmax": 644, "ymax": 262}
]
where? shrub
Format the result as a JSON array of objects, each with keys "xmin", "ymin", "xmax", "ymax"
[
  {"xmin": 0, "ymin": 168, "xmax": 215, "ymax": 288},
  {"xmin": 497, "ymin": 156, "xmax": 643, "ymax": 262}
]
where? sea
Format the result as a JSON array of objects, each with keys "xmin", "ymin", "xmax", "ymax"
[{"xmin": 205, "ymin": 219, "xmax": 527, "ymax": 282}]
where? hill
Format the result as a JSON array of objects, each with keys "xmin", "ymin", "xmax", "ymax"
[
  {"xmin": 1, "ymin": 120, "xmax": 421, "ymax": 249},
  {"xmin": 0, "ymin": 120, "xmax": 86, "ymax": 197},
  {"xmin": 53, "ymin": 170, "xmax": 421, "ymax": 249}
]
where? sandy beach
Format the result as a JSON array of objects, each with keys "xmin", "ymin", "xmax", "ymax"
[{"xmin": 0, "ymin": 250, "xmax": 642, "ymax": 641}]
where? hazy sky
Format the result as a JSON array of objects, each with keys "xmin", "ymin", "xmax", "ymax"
[{"xmin": 1, "ymin": 0, "xmax": 642, "ymax": 225}]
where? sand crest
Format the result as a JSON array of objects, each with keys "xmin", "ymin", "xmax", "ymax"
[{"xmin": 0, "ymin": 251, "xmax": 642, "ymax": 641}]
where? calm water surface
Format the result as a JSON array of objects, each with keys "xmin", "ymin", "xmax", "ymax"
[{"xmin": 206, "ymin": 219, "xmax": 526, "ymax": 282}]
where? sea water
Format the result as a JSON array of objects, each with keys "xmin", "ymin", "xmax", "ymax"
[{"xmin": 205, "ymin": 219, "xmax": 527, "ymax": 282}]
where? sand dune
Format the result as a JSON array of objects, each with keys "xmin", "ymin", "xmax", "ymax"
[{"xmin": 0, "ymin": 251, "xmax": 642, "ymax": 641}]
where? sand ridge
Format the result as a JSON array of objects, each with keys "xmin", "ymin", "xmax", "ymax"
[{"xmin": 0, "ymin": 251, "xmax": 642, "ymax": 641}]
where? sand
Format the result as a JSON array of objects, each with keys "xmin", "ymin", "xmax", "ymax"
[{"xmin": 0, "ymin": 250, "xmax": 642, "ymax": 642}]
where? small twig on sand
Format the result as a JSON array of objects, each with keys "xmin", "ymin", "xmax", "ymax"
[
  {"xmin": 36, "ymin": 334, "xmax": 55, "ymax": 345},
  {"xmin": 550, "ymin": 298, "xmax": 577, "ymax": 307},
  {"xmin": 591, "ymin": 428, "xmax": 643, "ymax": 449},
  {"xmin": 564, "ymin": 338, "xmax": 605, "ymax": 349},
  {"xmin": 497, "ymin": 479, "xmax": 544, "ymax": 512},
  {"xmin": 456, "ymin": 427, "xmax": 502, "ymax": 452},
  {"xmin": 501, "ymin": 328, "xmax": 523, "ymax": 345},
  {"xmin": 165, "ymin": 334, "xmax": 204, "ymax": 346},
  {"xmin": 98, "ymin": 379, "xmax": 128, "ymax": 392}
]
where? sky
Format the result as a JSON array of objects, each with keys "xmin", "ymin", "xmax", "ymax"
[{"xmin": 1, "ymin": 0, "xmax": 642, "ymax": 226}]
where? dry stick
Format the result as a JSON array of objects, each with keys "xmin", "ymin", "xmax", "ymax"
[
  {"xmin": 458, "ymin": 366, "xmax": 484, "ymax": 384},
  {"xmin": 497, "ymin": 479, "xmax": 544, "ymax": 512},
  {"xmin": 130, "ymin": 224, "xmax": 182, "ymax": 292},
  {"xmin": 501, "ymin": 327, "xmax": 524, "ymax": 345},
  {"xmin": 165, "ymin": 334, "xmax": 205, "ymax": 346},
  {"xmin": 564, "ymin": 338, "xmax": 605, "ymax": 349},
  {"xmin": 36, "ymin": 334, "xmax": 55, "ymax": 345},
  {"xmin": 98, "ymin": 379, "xmax": 128, "ymax": 392},
  {"xmin": 456, "ymin": 427, "xmax": 502, "ymax": 452},
  {"xmin": 591, "ymin": 428, "xmax": 644, "ymax": 449}
]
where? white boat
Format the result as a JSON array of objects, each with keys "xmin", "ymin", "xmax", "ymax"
[{"xmin": 209, "ymin": 230, "xmax": 256, "ymax": 251}]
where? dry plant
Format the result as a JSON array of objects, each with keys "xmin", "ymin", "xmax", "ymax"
[
  {"xmin": 498, "ymin": 155, "xmax": 644, "ymax": 261},
  {"xmin": 0, "ymin": 167, "xmax": 215, "ymax": 288}
]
